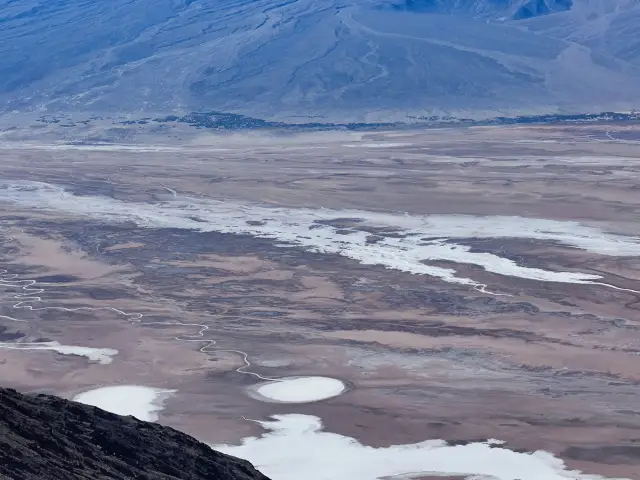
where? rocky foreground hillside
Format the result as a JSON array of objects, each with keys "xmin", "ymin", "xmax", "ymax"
[{"xmin": 0, "ymin": 387, "xmax": 271, "ymax": 480}]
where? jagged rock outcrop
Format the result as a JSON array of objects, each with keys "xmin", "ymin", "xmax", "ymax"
[{"xmin": 0, "ymin": 387, "xmax": 271, "ymax": 480}]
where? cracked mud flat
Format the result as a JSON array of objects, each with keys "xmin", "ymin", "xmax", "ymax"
[{"xmin": 0, "ymin": 124, "xmax": 639, "ymax": 479}]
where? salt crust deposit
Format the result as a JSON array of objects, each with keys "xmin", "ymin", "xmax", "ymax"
[
  {"xmin": 73, "ymin": 385, "xmax": 175, "ymax": 422},
  {"xmin": 0, "ymin": 341, "xmax": 117, "ymax": 364},
  {"xmin": 2, "ymin": 180, "xmax": 640, "ymax": 289},
  {"xmin": 343, "ymin": 143, "xmax": 413, "ymax": 148},
  {"xmin": 215, "ymin": 414, "xmax": 627, "ymax": 480},
  {"xmin": 251, "ymin": 377, "xmax": 346, "ymax": 403}
]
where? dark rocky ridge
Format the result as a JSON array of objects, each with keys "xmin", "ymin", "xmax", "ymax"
[{"xmin": 0, "ymin": 387, "xmax": 271, "ymax": 480}]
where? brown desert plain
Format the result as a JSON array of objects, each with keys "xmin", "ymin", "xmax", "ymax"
[{"xmin": 0, "ymin": 120, "xmax": 640, "ymax": 479}]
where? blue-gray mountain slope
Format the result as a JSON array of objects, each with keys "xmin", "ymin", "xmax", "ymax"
[
  {"xmin": 0, "ymin": 0, "xmax": 639, "ymax": 122},
  {"xmin": 390, "ymin": 0, "xmax": 573, "ymax": 18}
]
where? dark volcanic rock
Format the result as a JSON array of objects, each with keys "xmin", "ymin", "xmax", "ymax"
[{"xmin": 0, "ymin": 388, "xmax": 271, "ymax": 480}]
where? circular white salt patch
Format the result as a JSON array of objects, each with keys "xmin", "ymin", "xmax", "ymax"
[
  {"xmin": 74, "ymin": 385, "xmax": 175, "ymax": 422},
  {"xmin": 251, "ymin": 376, "xmax": 346, "ymax": 403}
]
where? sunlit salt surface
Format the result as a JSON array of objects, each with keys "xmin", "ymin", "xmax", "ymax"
[
  {"xmin": 0, "ymin": 341, "xmax": 118, "ymax": 364},
  {"xmin": 250, "ymin": 376, "xmax": 346, "ymax": 403},
  {"xmin": 343, "ymin": 143, "xmax": 413, "ymax": 148},
  {"xmin": 2, "ymin": 180, "xmax": 640, "ymax": 290},
  {"xmin": 74, "ymin": 385, "xmax": 175, "ymax": 422},
  {"xmin": 215, "ymin": 414, "xmax": 624, "ymax": 480}
]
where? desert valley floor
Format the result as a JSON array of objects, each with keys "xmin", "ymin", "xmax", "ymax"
[{"xmin": 0, "ymin": 122, "xmax": 639, "ymax": 479}]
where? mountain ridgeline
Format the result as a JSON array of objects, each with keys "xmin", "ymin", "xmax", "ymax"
[
  {"xmin": 391, "ymin": 0, "xmax": 573, "ymax": 19},
  {"xmin": 0, "ymin": 387, "xmax": 271, "ymax": 480}
]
